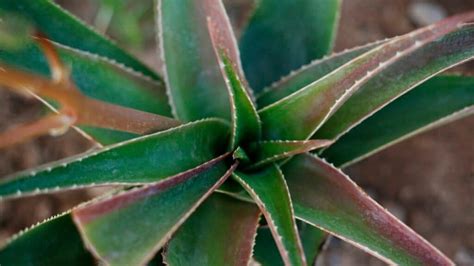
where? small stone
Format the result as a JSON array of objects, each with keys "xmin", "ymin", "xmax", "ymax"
[
  {"xmin": 455, "ymin": 247, "xmax": 474, "ymax": 266},
  {"xmin": 408, "ymin": 1, "xmax": 447, "ymax": 27}
]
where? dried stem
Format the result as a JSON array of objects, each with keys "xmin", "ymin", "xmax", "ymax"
[
  {"xmin": 0, "ymin": 113, "xmax": 74, "ymax": 149},
  {"xmin": 0, "ymin": 35, "xmax": 180, "ymax": 148}
]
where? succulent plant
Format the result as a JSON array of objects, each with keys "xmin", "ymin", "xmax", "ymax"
[{"xmin": 0, "ymin": 0, "xmax": 473, "ymax": 265}]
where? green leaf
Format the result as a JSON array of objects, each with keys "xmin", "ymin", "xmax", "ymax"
[
  {"xmin": 253, "ymin": 226, "xmax": 284, "ymax": 266},
  {"xmin": 0, "ymin": 41, "xmax": 171, "ymax": 116},
  {"xmin": 0, "ymin": 0, "xmax": 159, "ymax": 80},
  {"xmin": 315, "ymin": 26, "xmax": 474, "ymax": 141},
  {"xmin": 0, "ymin": 119, "xmax": 229, "ymax": 198},
  {"xmin": 253, "ymin": 223, "xmax": 327, "ymax": 266},
  {"xmin": 164, "ymin": 194, "xmax": 260, "ymax": 266},
  {"xmin": 158, "ymin": 0, "xmax": 241, "ymax": 121},
  {"xmin": 283, "ymin": 154, "xmax": 453, "ymax": 265},
  {"xmin": 256, "ymin": 40, "xmax": 384, "ymax": 107},
  {"xmin": 233, "ymin": 166, "xmax": 306, "ymax": 266},
  {"xmin": 72, "ymin": 161, "xmax": 236, "ymax": 266},
  {"xmin": 322, "ymin": 75, "xmax": 474, "ymax": 167},
  {"xmin": 239, "ymin": 0, "xmax": 341, "ymax": 93},
  {"xmin": 0, "ymin": 213, "xmax": 94, "ymax": 266},
  {"xmin": 246, "ymin": 139, "xmax": 333, "ymax": 169},
  {"xmin": 298, "ymin": 222, "xmax": 327, "ymax": 265},
  {"xmin": 259, "ymin": 16, "xmax": 474, "ymax": 141},
  {"xmin": 79, "ymin": 126, "xmax": 140, "ymax": 146},
  {"xmin": 208, "ymin": 20, "xmax": 261, "ymax": 149}
]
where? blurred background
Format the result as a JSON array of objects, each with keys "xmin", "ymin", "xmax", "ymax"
[{"xmin": 0, "ymin": 0, "xmax": 473, "ymax": 265}]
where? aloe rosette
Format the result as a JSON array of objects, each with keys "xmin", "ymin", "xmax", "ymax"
[{"xmin": 0, "ymin": 0, "xmax": 473, "ymax": 265}]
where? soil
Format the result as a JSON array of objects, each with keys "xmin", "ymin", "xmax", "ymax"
[{"xmin": 0, "ymin": 0, "xmax": 473, "ymax": 265}]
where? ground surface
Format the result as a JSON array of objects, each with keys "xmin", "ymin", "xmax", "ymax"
[{"xmin": 0, "ymin": 0, "xmax": 473, "ymax": 265}]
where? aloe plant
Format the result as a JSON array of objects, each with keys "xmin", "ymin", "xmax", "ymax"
[{"xmin": 0, "ymin": 0, "xmax": 473, "ymax": 265}]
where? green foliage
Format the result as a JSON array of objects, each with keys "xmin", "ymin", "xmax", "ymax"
[{"xmin": 1, "ymin": 1, "xmax": 473, "ymax": 265}]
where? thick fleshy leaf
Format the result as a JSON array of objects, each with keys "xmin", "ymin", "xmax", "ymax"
[
  {"xmin": 253, "ymin": 227, "xmax": 283, "ymax": 266},
  {"xmin": 298, "ymin": 221, "xmax": 328, "ymax": 265},
  {"xmin": 315, "ymin": 27, "xmax": 474, "ymax": 141},
  {"xmin": 72, "ymin": 161, "xmax": 236, "ymax": 265},
  {"xmin": 233, "ymin": 166, "xmax": 306, "ymax": 266},
  {"xmin": 0, "ymin": 0, "xmax": 159, "ymax": 79},
  {"xmin": 0, "ymin": 41, "xmax": 171, "ymax": 116},
  {"xmin": 0, "ymin": 119, "xmax": 228, "ymax": 198},
  {"xmin": 208, "ymin": 20, "xmax": 261, "ymax": 149},
  {"xmin": 164, "ymin": 194, "xmax": 260, "ymax": 266},
  {"xmin": 259, "ymin": 14, "xmax": 474, "ymax": 141},
  {"xmin": 246, "ymin": 139, "xmax": 333, "ymax": 168},
  {"xmin": 322, "ymin": 75, "xmax": 474, "ymax": 167},
  {"xmin": 283, "ymin": 154, "xmax": 453, "ymax": 265},
  {"xmin": 79, "ymin": 126, "xmax": 140, "ymax": 146},
  {"xmin": 158, "ymin": 0, "xmax": 241, "ymax": 121},
  {"xmin": 0, "ymin": 214, "xmax": 94, "ymax": 266},
  {"xmin": 256, "ymin": 40, "xmax": 385, "ymax": 107},
  {"xmin": 253, "ymin": 223, "xmax": 327, "ymax": 266},
  {"xmin": 240, "ymin": 0, "xmax": 342, "ymax": 92}
]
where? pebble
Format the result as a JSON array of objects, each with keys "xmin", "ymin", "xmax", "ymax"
[
  {"xmin": 409, "ymin": 1, "xmax": 447, "ymax": 26},
  {"xmin": 455, "ymin": 247, "xmax": 474, "ymax": 266}
]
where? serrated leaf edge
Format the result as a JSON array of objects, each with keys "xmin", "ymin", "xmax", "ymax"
[
  {"xmin": 41, "ymin": 0, "xmax": 159, "ymax": 80},
  {"xmin": 0, "ymin": 118, "xmax": 227, "ymax": 199},
  {"xmin": 297, "ymin": 154, "xmax": 454, "ymax": 265},
  {"xmin": 233, "ymin": 167, "xmax": 306, "ymax": 266},
  {"xmin": 73, "ymin": 162, "xmax": 238, "ymax": 266},
  {"xmin": 248, "ymin": 139, "xmax": 333, "ymax": 169},
  {"xmin": 337, "ymin": 105, "xmax": 474, "ymax": 168}
]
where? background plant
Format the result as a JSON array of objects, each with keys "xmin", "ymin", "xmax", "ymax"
[{"xmin": 0, "ymin": 0, "xmax": 473, "ymax": 265}]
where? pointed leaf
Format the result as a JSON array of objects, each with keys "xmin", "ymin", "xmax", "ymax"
[
  {"xmin": 158, "ymin": 0, "xmax": 241, "ymax": 121},
  {"xmin": 72, "ymin": 161, "xmax": 236, "ymax": 265},
  {"xmin": 298, "ymin": 222, "xmax": 327, "ymax": 265},
  {"xmin": 315, "ymin": 25, "xmax": 474, "ymax": 141},
  {"xmin": 164, "ymin": 194, "xmax": 260, "ymax": 266},
  {"xmin": 233, "ymin": 166, "xmax": 306, "ymax": 266},
  {"xmin": 246, "ymin": 139, "xmax": 333, "ymax": 168},
  {"xmin": 0, "ymin": 0, "xmax": 159, "ymax": 79},
  {"xmin": 253, "ymin": 227, "xmax": 284, "ymax": 266},
  {"xmin": 0, "ymin": 41, "xmax": 171, "ymax": 116},
  {"xmin": 283, "ymin": 154, "xmax": 453, "ymax": 265},
  {"xmin": 322, "ymin": 75, "xmax": 474, "ymax": 167},
  {"xmin": 253, "ymin": 223, "xmax": 327, "ymax": 266},
  {"xmin": 0, "ymin": 119, "xmax": 229, "ymax": 198},
  {"xmin": 208, "ymin": 20, "xmax": 261, "ymax": 149},
  {"xmin": 79, "ymin": 126, "xmax": 140, "ymax": 145},
  {"xmin": 259, "ymin": 14, "xmax": 474, "ymax": 140},
  {"xmin": 0, "ymin": 213, "xmax": 94, "ymax": 266},
  {"xmin": 257, "ymin": 40, "xmax": 385, "ymax": 107},
  {"xmin": 240, "ymin": 0, "xmax": 342, "ymax": 92}
]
